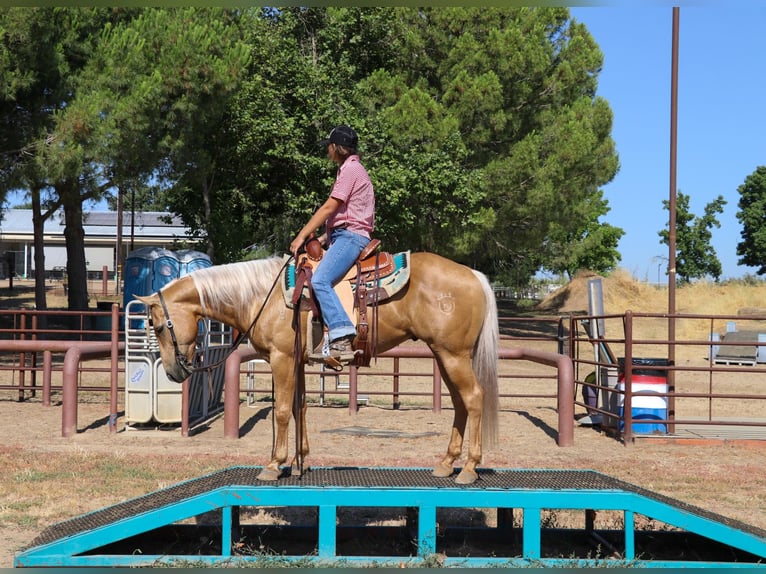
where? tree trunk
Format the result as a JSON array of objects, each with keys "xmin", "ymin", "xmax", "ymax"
[
  {"xmin": 60, "ymin": 181, "xmax": 90, "ymax": 310},
  {"xmin": 31, "ymin": 187, "xmax": 48, "ymax": 311},
  {"xmin": 202, "ymin": 179, "xmax": 215, "ymax": 261}
]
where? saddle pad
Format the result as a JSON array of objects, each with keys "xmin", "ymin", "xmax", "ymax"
[
  {"xmin": 349, "ymin": 251, "xmax": 410, "ymax": 302},
  {"xmin": 281, "ymin": 251, "xmax": 411, "ymax": 309}
]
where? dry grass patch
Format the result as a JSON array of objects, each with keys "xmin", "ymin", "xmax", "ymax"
[{"xmin": 541, "ymin": 269, "xmax": 766, "ymax": 318}]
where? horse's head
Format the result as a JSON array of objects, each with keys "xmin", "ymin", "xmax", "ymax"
[{"xmin": 135, "ymin": 288, "xmax": 202, "ymax": 383}]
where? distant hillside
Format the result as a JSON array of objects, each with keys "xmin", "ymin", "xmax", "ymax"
[{"xmin": 537, "ymin": 269, "xmax": 766, "ymax": 317}]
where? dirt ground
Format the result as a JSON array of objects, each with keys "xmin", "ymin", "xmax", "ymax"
[
  {"xmin": 2, "ymin": 384, "xmax": 766, "ymax": 566},
  {"xmin": 3, "ymin": 275, "xmax": 766, "ymax": 565}
]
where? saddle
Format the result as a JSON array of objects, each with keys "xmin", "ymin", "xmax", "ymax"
[{"xmin": 282, "ymin": 238, "xmax": 411, "ymax": 367}]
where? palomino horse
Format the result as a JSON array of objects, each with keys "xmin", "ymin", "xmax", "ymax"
[{"xmin": 137, "ymin": 252, "xmax": 499, "ymax": 484}]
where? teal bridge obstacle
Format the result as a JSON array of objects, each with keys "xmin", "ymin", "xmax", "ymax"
[{"xmin": 14, "ymin": 466, "xmax": 766, "ymax": 568}]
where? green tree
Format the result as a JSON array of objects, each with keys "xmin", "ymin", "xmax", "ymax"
[
  {"xmin": 659, "ymin": 191, "xmax": 726, "ymax": 283},
  {"xmin": 346, "ymin": 8, "xmax": 619, "ymax": 276},
  {"xmin": 119, "ymin": 7, "xmax": 620, "ymax": 276},
  {"xmin": 210, "ymin": 7, "xmax": 331, "ymax": 260},
  {"xmin": 244, "ymin": 7, "xmax": 619, "ymax": 278},
  {"xmin": 736, "ymin": 166, "xmax": 766, "ymax": 274},
  {"xmin": 544, "ymin": 191, "xmax": 624, "ymax": 279},
  {"xmin": 4, "ymin": 7, "xmax": 623, "ymax": 289},
  {"xmin": 0, "ymin": 7, "xmax": 123, "ymax": 309},
  {"xmin": 83, "ymin": 8, "xmax": 251, "ymax": 264}
]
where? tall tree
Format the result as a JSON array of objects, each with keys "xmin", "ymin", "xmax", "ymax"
[
  {"xmin": 330, "ymin": 8, "xmax": 618, "ymax": 274},
  {"xmin": 659, "ymin": 191, "xmax": 726, "ymax": 283},
  {"xmin": 180, "ymin": 7, "xmax": 366, "ymax": 260},
  {"xmin": 86, "ymin": 8, "xmax": 251, "ymax": 263},
  {"xmin": 544, "ymin": 190, "xmax": 624, "ymax": 279},
  {"xmin": 115, "ymin": 7, "xmax": 619, "ymax": 276},
  {"xmin": 0, "ymin": 8, "xmax": 119, "ymax": 308},
  {"xmin": 225, "ymin": 7, "xmax": 620, "ymax": 278},
  {"xmin": 736, "ymin": 166, "xmax": 766, "ymax": 274},
  {"xmin": 4, "ymin": 7, "xmax": 623, "ymax": 289}
]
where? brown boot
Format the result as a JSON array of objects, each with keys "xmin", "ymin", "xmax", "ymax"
[
  {"xmin": 327, "ymin": 335, "xmax": 360, "ymax": 365},
  {"xmin": 308, "ymin": 333, "xmax": 329, "ymax": 363}
]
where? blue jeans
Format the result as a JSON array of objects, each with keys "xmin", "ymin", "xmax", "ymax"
[{"xmin": 312, "ymin": 228, "xmax": 369, "ymax": 341}]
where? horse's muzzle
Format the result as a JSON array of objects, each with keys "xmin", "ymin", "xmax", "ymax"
[{"xmin": 167, "ymin": 353, "xmax": 195, "ymax": 383}]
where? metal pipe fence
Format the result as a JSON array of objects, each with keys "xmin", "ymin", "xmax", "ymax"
[
  {"xmin": 0, "ymin": 309, "xmax": 566, "ymax": 408},
  {"xmin": 571, "ymin": 310, "xmax": 766, "ymax": 443},
  {"xmin": 4, "ymin": 306, "xmax": 765, "ymax": 445}
]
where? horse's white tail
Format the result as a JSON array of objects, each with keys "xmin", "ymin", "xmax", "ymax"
[{"xmin": 472, "ymin": 270, "xmax": 499, "ymax": 449}]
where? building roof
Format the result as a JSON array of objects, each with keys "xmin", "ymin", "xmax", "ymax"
[{"xmin": 0, "ymin": 209, "xmax": 191, "ymax": 241}]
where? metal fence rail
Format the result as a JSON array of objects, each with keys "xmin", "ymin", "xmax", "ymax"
[
  {"xmin": 571, "ymin": 310, "xmax": 766, "ymax": 443},
  {"xmin": 2, "ymin": 306, "xmax": 766, "ymax": 445}
]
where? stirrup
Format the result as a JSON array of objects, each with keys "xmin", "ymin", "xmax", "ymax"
[
  {"xmin": 323, "ymin": 350, "xmax": 361, "ymax": 371},
  {"xmin": 322, "ymin": 356, "xmax": 346, "ymax": 372},
  {"xmin": 308, "ymin": 331, "xmax": 330, "ymax": 363}
]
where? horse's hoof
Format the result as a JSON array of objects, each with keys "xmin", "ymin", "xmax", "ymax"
[
  {"xmin": 455, "ymin": 468, "xmax": 478, "ymax": 485},
  {"xmin": 291, "ymin": 465, "xmax": 310, "ymax": 478},
  {"xmin": 432, "ymin": 463, "xmax": 454, "ymax": 478},
  {"xmin": 256, "ymin": 467, "xmax": 281, "ymax": 481}
]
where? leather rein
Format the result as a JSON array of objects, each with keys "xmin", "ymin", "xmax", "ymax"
[{"xmin": 153, "ymin": 258, "xmax": 291, "ymax": 381}]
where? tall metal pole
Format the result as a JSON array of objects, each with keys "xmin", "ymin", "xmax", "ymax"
[
  {"xmin": 116, "ymin": 188, "xmax": 123, "ymax": 295},
  {"xmin": 667, "ymin": 7, "xmax": 680, "ymax": 430}
]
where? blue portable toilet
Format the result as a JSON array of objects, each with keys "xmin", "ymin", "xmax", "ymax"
[
  {"xmin": 176, "ymin": 249, "xmax": 212, "ymax": 277},
  {"xmin": 123, "ymin": 247, "xmax": 156, "ymax": 309},
  {"xmin": 151, "ymin": 249, "xmax": 180, "ymax": 293},
  {"xmin": 123, "ymin": 247, "xmax": 180, "ymax": 309}
]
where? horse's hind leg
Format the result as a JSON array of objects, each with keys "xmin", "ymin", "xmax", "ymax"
[
  {"xmin": 432, "ymin": 354, "xmax": 484, "ymax": 485},
  {"xmin": 432, "ymin": 382, "xmax": 467, "ymax": 479}
]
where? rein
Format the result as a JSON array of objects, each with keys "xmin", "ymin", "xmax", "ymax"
[
  {"xmin": 157, "ymin": 290, "xmax": 197, "ymax": 380},
  {"xmin": 155, "ymin": 258, "xmax": 292, "ymax": 380},
  {"xmin": 289, "ymin": 257, "xmax": 319, "ymax": 477},
  {"xmin": 155, "ymin": 255, "xmax": 309, "ymax": 480}
]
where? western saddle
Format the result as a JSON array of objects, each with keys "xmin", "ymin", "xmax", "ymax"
[{"xmin": 292, "ymin": 236, "xmax": 392, "ymax": 368}]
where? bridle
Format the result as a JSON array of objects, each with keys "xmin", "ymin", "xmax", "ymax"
[
  {"xmin": 156, "ymin": 290, "xmax": 197, "ymax": 382},
  {"xmin": 151, "ymin": 258, "xmax": 292, "ymax": 382}
]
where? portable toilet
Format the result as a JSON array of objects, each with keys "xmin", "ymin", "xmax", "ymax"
[
  {"xmin": 151, "ymin": 249, "xmax": 180, "ymax": 293},
  {"xmin": 123, "ymin": 247, "xmax": 160, "ymax": 309},
  {"xmin": 176, "ymin": 249, "xmax": 212, "ymax": 277}
]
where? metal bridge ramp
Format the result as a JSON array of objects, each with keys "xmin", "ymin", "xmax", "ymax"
[{"xmin": 14, "ymin": 467, "xmax": 766, "ymax": 568}]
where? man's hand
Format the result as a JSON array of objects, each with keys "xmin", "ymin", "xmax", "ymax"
[{"xmin": 289, "ymin": 235, "xmax": 306, "ymax": 259}]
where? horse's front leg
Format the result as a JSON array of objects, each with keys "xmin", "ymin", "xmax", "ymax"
[
  {"xmin": 288, "ymin": 366, "xmax": 310, "ymax": 476},
  {"xmin": 257, "ymin": 353, "xmax": 298, "ymax": 481}
]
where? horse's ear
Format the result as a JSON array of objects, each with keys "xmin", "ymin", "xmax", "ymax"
[{"xmin": 134, "ymin": 293, "xmax": 159, "ymax": 306}]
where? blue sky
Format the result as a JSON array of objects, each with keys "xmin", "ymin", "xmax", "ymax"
[{"xmin": 569, "ymin": 5, "xmax": 766, "ymax": 282}]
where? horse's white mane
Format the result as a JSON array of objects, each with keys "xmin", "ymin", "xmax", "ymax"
[{"xmin": 189, "ymin": 257, "xmax": 285, "ymax": 315}]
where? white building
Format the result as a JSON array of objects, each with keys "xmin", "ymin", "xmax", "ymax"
[{"xmin": 0, "ymin": 209, "xmax": 198, "ymax": 279}]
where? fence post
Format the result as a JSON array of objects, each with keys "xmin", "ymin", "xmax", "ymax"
[
  {"xmin": 109, "ymin": 303, "xmax": 120, "ymax": 432},
  {"xmin": 393, "ymin": 357, "xmax": 400, "ymax": 410},
  {"xmin": 349, "ymin": 366, "xmax": 359, "ymax": 414}
]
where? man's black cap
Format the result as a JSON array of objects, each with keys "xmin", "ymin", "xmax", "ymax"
[{"xmin": 320, "ymin": 125, "xmax": 358, "ymax": 149}]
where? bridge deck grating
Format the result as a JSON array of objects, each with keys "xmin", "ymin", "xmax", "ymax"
[{"xmin": 25, "ymin": 466, "xmax": 766, "ymax": 552}]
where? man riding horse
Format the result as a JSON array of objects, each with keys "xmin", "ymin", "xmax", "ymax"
[{"xmin": 289, "ymin": 125, "xmax": 375, "ymax": 367}]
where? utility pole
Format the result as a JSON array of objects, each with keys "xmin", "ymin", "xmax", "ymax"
[{"xmin": 667, "ymin": 6, "xmax": 680, "ymax": 432}]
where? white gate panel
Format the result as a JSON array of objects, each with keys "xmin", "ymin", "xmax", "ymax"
[{"xmin": 125, "ymin": 357, "xmax": 154, "ymax": 424}]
